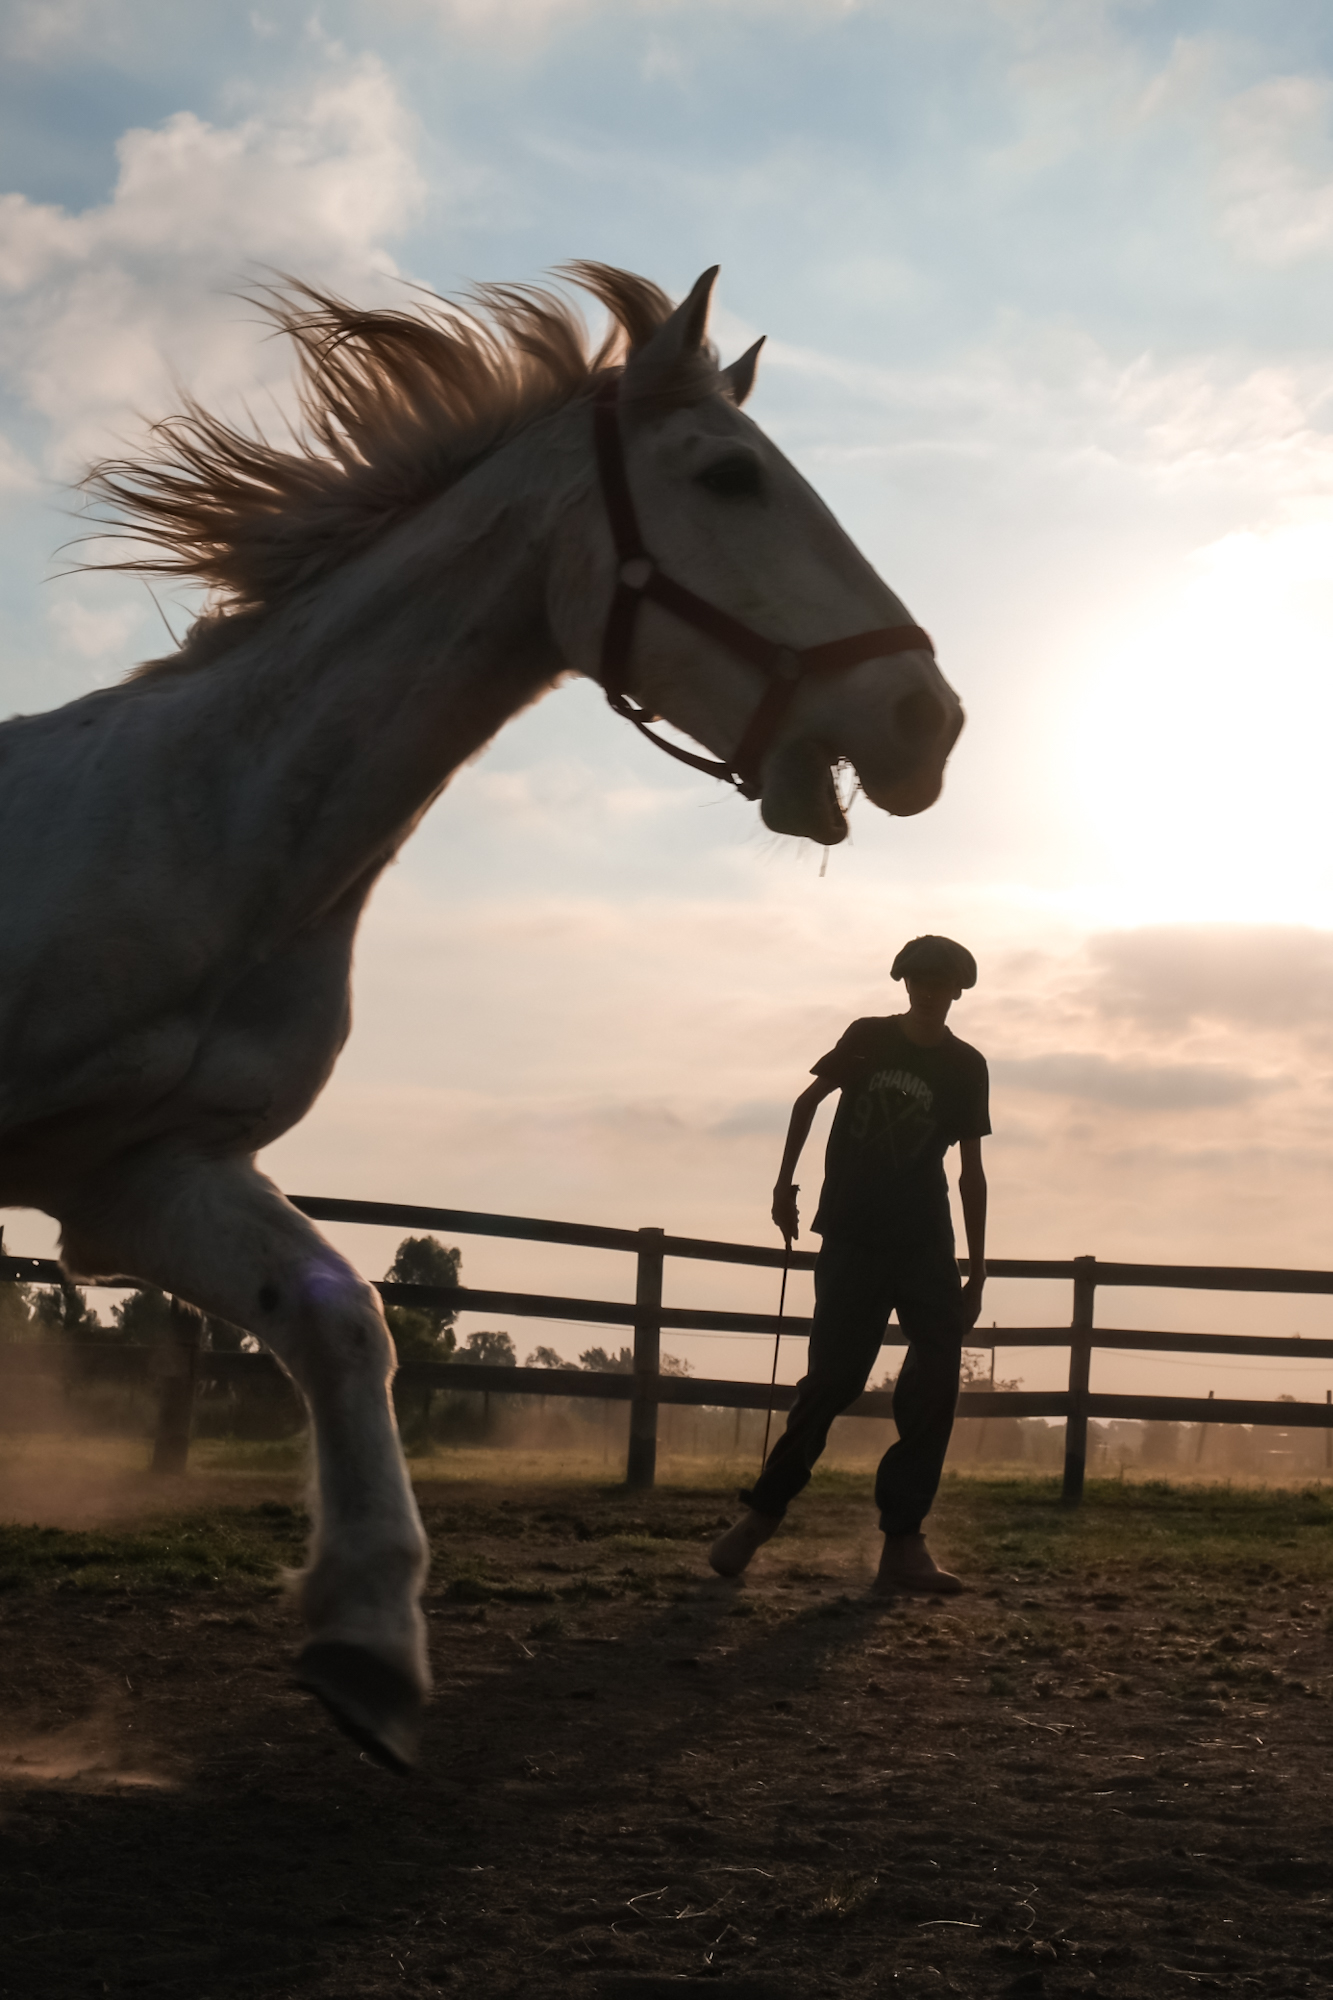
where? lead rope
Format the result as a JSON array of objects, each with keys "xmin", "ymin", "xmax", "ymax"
[{"xmin": 760, "ymin": 1224, "xmax": 794, "ymax": 1470}]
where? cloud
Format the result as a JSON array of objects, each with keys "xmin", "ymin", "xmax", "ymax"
[
  {"xmin": 765, "ymin": 319, "xmax": 1333, "ymax": 516},
  {"xmin": 708, "ymin": 1099, "xmax": 790, "ymax": 1138},
  {"xmin": 411, "ymin": 0, "xmax": 601, "ymax": 25},
  {"xmin": 1087, "ymin": 925, "xmax": 1333, "ymax": 1037},
  {"xmin": 47, "ymin": 594, "xmax": 142, "ymax": 661},
  {"xmin": 0, "ymin": 425, "xmax": 37, "ymax": 494},
  {"xmin": 993, "ymin": 1050, "xmax": 1275, "ymax": 1112},
  {"xmin": 0, "ymin": 1, "xmax": 120, "ymax": 62},
  {"xmin": 400, "ymin": 0, "xmax": 864, "ymax": 31},
  {"xmin": 1217, "ymin": 74, "xmax": 1333, "ymax": 266},
  {"xmin": 0, "ymin": 55, "xmax": 424, "ymax": 473}
]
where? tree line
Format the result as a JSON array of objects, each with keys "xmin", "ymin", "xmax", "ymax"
[
  {"xmin": 0, "ymin": 1275, "xmax": 250, "ymax": 1349},
  {"xmin": 2, "ymin": 1234, "xmax": 690, "ymax": 1377},
  {"xmin": 383, "ymin": 1236, "xmax": 689, "ymax": 1374}
]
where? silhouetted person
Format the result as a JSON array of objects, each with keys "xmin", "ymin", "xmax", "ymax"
[{"xmin": 710, "ymin": 935, "xmax": 989, "ymax": 1593}]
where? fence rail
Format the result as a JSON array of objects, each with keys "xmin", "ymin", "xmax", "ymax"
[{"xmin": 4, "ymin": 1194, "xmax": 1333, "ymax": 1498}]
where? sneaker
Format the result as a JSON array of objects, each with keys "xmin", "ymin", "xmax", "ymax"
[
  {"xmin": 874, "ymin": 1531, "xmax": 964, "ymax": 1596},
  {"xmin": 708, "ymin": 1507, "xmax": 781, "ymax": 1578}
]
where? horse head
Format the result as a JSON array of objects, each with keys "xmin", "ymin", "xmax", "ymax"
[{"xmin": 553, "ymin": 267, "xmax": 963, "ymax": 846}]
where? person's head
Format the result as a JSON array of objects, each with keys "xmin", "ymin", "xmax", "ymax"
[{"xmin": 891, "ymin": 935, "xmax": 976, "ymax": 1033}]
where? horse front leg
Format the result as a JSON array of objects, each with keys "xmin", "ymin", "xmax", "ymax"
[{"xmin": 60, "ymin": 1153, "xmax": 429, "ymax": 1769}]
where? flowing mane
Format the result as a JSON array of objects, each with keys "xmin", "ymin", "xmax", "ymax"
[{"xmin": 86, "ymin": 262, "xmax": 709, "ymax": 665}]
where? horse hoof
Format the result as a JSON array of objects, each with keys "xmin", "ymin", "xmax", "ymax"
[{"xmin": 296, "ymin": 1641, "xmax": 423, "ymax": 1772}]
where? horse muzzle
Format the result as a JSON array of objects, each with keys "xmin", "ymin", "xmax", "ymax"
[
  {"xmin": 760, "ymin": 684, "xmax": 963, "ymax": 841},
  {"xmin": 850, "ymin": 680, "xmax": 964, "ymax": 818}
]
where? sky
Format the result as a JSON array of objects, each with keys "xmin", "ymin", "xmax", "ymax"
[{"xmin": 5, "ymin": 0, "xmax": 1333, "ymax": 1397}]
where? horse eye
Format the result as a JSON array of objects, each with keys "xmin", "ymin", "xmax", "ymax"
[{"xmin": 695, "ymin": 454, "xmax": 764, "ymax": 500}]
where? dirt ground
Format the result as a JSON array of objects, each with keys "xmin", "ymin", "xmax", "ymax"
[{"xmin": 3, "ymin": 1455, "xmax": 1333, "ymax": 2000}]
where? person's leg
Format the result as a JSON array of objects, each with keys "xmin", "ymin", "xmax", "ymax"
[
  {"xmin": 873, "ymin": 1241, "xmax": 967, "ymax": 1593},
  {"xmin": 710, "ymin": 1238, "xmax": 893, "ymax": 1576},
  {"xmin": 749, "ymin": 1237, "xmax": 896, "ymax": 1515}
]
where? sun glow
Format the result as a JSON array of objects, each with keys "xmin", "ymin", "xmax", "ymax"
[{"xmin": 1069, "ymin": 521, "xmax": 1333, "ymax": 927}]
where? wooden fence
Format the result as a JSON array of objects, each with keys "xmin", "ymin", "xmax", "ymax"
[{"xmin": 4, "ymin": 1194, "xmax": 1333, "ymax": 1501}]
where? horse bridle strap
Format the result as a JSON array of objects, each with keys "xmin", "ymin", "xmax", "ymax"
[{"xmin": 591, "ymin": 374, "xmax": 934, "ymax": 801}]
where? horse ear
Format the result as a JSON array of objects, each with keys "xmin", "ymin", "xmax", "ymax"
[
  {"xmin": 723, "ymin": 336, "xmax": 765, "ymax": 407},
  {"xmin": 623, "ymin": 266, "xmax": 719, "ymax": 394}
]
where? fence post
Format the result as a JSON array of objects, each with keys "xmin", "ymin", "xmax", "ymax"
[
  {"xmin": 1061, "ymin": 1255, "xmax": 1096, "ymax": 1506},
  {"xmin": 626, "ymin": 1226, "xmax": 665, "ymax": 1490},
  {"xmin": 1195, "ymin": 1387, "xmax": 1214, "ymax": 1467},
  {"xmin": 151, "ymin": 1297, "xmax": 203, "ymax": 1475}
]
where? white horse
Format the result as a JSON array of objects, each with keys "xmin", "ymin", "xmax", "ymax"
[{"xmin": 0, "ymin": 264, "xmax": 963, "ymax": 1767}]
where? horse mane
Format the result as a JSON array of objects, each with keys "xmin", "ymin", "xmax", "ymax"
[{"xmin": 85, "ymin": 263, "xmax": 706, "ymax": 670}]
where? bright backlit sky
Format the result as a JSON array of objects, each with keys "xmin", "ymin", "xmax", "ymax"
[{"xmin": 6, "ymin": 1, "xmax": 1333, "ymax": 1396}]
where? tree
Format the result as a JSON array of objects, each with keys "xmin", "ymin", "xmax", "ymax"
[
  {"xmin": 526, "ymin": 1345, "xmax": 577, "ymax": 1370},
  {"xmin": 110, "ymin": 1286, "xmax": 253, "ymax": 1352},
  {"xmin": 32, "ymin": 1280, "xmax": 103, "ymax": 1341},
  {"xmin": 877, "ymin": 1350, "xmax": 1020, "ymax": 1394},
  {"xmin": 960, "ymin": 1349, "xmax": 1021, "ymax": 1393},
  {"xmin": 578, "ymin": 1344, "xmax": 690, "ymax": 1376},
  {"xmin": 580, "ymin": 1344, "xmax": 633, "ymax": 1374},
  {"xmin": 458, "ymin": 1329, "xmax": 516, "ymax": 1367},
  {"xmin": 0, "ymin": 1280, "xmax": 34, "ymax": 1343},
  {"xmin": 107, "ymin": 1288, "xmax": 250, "ymax": 1352},
  {"xmin": 111, "ymin": 1287, "xmax": 175, "ymax": 1343},
  {"xmin": 383, "ymin": 1235, "xmax": 460, "ymax": 1363}
]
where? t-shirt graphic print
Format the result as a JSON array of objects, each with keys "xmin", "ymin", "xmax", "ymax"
[
  {"xmin": 810, "ymin": 1016, "xmax": 990, "ymax": 1245},
  {"xmin": 851, "ymin": 1063, "xmax": 938, "ymax": 1169}
]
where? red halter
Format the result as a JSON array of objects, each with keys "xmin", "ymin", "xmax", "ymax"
[{"xmin": 592, "ymin": 374, "xmax": 935, "ymax": 801}]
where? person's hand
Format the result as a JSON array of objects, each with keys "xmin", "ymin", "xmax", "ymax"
[
  {"xmin": 772, "ymin": 1183, "xmax": 800, "ymax": 1245},
  {"xmin": 961, "ymin": 1272, "xmax": 985, "ymax": 1329}
]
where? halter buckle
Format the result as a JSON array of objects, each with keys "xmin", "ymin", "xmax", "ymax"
[{"xmin": 619, "ymin": 556, "xmax": 654, "ymax": 592}]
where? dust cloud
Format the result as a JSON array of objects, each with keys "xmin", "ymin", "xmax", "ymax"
[{"xmin": 0, "ymin": 1698, "xmax": 180, "ymax": 1799}]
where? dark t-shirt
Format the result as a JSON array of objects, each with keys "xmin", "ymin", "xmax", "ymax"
[{"xmin": 810, "ymin": 1016, "xmax": 990, "ymax": 1245}]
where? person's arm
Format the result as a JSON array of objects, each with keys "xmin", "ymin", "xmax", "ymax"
[
  {"xmin": 957, "ymin": 1135, "xmax": 987, "ymax": 1329},
  {"xmin": 772, "ymin": 1075, "xmax": 840, "ymax": 1243}
]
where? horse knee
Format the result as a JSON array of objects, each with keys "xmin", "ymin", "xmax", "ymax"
[{"xmin": 256, "ymin": 1258, "xmax": 393, "ymax": 1378}]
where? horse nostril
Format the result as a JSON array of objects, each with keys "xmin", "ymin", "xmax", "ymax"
[{"xmin": 894, "ymin": 688, "xmax": 946, "ymax": 748}]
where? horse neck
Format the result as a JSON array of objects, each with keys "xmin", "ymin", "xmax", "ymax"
[{"xmin": 190, "ymin": 410, "xmax": 584, "ymax": 926}]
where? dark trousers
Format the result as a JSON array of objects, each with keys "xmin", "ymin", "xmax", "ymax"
[{"xmin": 745, "ymin": 1233, "xmax": 965, "ymax": 1535}]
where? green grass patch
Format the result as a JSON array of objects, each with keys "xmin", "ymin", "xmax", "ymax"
[
  {"xmin": 0, "ymin": 1501, "xmax": 309, "ymax": 1595},
  {"xmin": 187, "ymin": 1437, "xmax": 310, "ymax": 1474},
  {"xmin": 933, "ymin": 1474, "xmax": 1333, "ymax": 1584},
  {"xmin": 4, "ymin": 1465, "xmax": 1332, "ymax": 1599}
]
